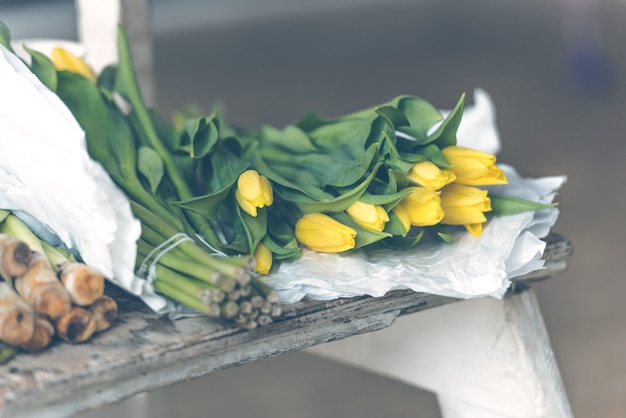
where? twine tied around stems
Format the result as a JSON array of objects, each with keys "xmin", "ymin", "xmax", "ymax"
[{"xmin": 137, "ymin": 233, "xmax": 193, "ymax": 283}]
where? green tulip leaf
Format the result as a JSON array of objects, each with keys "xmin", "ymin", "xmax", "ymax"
[
  {"xmin": 181, "ymin": 115, "xmax": 220, "ymax": 159},
  {"xmin": 0, "ymin": 21, "xmax": 13, "ymax": 52},
  {"xmin": 261, "ymin": 235, "xmax": 302, "ymax": 261},
  {"xmin": 375, "ymin": 106, "xmax": 410, "ymax": 128},
  {"xmin": 359, "ymin": 189, "xmax": 412, "ymax": 208},
  {"xmin": 309, "ymin": 118, "xmax": 372, "ymax": 158},
  {"xmin": 222, "ymin": 205, "xmax": 268, "ymax": 254},
  {"xmin": 295, "ymin": 111, "xmax": 329, "ymax": 132},
  {"xmin": 489, "ymin": 194, "xmax": 556, "ymax": 217},
  {"xmin": 137, "ymin": 146, "xmax": 164, "ymax": 193},
  {"xmin": 296, "ymin": 167, "xmax": 378, "ymax": 214},
  {"xmin": 258, "ymin": 124, "xmax": 318, "ymax": 154},
  {"xmin": 324, "ymin": 143, "xmax": 378, "ymax": 187},
  {"xmin": 267, "ymin": 208, "xmax": 300, "ymax": 243},
  {"xmin": 173, "ymin": 144, "xmax": 248, "ymax": 219},
  {"xmin": 96, "ymin": 64, "xmax": 117, "ymax": 93},
  {"xmin": 426, "ymin": 225, "xmax": 455, "ymax": 243},
  {"xmin": 426, "ymin": 93, "xmax": 465, "ymax": 148},
  {"xmin": 381, "ymin": 230, "xmax": 424, "ymax": 249},
  {"xmin": 383, "ymin": 211, "xmax": 412, "ymax": 237},
  {"xmin": 381, "ymin": 134, "xmax": 420, "ymax": 173},
  {"xmin": 397, "ymin": 96, "xmax": 443, "ymax": 140},
  {"xmin": 24, "ymin": 46, "xmax": 57, "ymax": 92},
  {"xmin": 55, "ymin": 71, "xmax": 123, "ymax": 176},
  {"xmin": 251, "ymin": 152, "xmax": 329, "ymax": 201},
  {"xmin": 414, "ymin": 144, "xmax": 452, "ymax": 168}
]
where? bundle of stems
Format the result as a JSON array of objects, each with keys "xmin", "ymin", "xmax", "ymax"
[{"xmin": 45, "ymin": 26, "xmax": 283, "ymax": 328}]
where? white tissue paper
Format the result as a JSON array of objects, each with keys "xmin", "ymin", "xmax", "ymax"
[
  {"xmin": 265, "ymin": 89, "xmax": 566, "ymax": 304},
  {"xmin": 0, "ymin": 43, "xmax": 174, "ymax": 313}
]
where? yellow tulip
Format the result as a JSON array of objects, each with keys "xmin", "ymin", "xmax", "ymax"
[
  {"xmin": 235, "ymin": 170, "xmax": 274, "ymax": 217},
  {"xmin": 408, "ymin": 161, "xmax": 456, "ymax": 190},
  {"xmin": 253, "ymin": 243, "xmax": 273, "ymax": 275},
  {"xmin": 391, "ymin": 204, "xmax": 412, "ymax": 234},
  {"xmin": 346, "ymin": 201, "xmax": 389, "ymax": 231},
  {"xmin": 295, "ymin": 213, "xmax": 357, "ymax": 253},
  {"xmin": 441, "ymin": 146, "xmax": 507, "ymax": 185},
  {"xmin": 397, "ymin": 187, "xmax": 444, "ymax": 226},
  {"xmin": 440, "ymin": 184, "xmax": 492, "ymax": 236},
  {"xmin": 50, "ymin": 47, "xmax": 97, "ymax": 82}
]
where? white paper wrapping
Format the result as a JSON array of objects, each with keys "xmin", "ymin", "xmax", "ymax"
[
  {"xmin": 0, "ymin": 43, "xmax": 174, "ymax": 313},
  {"xmin": 265, "ymin": 89, "xmax": 566, "ymax": 303}
]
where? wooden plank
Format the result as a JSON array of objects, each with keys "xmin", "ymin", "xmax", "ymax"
[{"xmin": 0, "ymin": 233, "xmax": 572, "ymax": 418}]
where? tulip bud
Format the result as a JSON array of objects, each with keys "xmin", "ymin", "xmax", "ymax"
[
  {"xmin": 295, "ymin": 213, "xmax": 357, "ymax": 253},
  {"xmin": 346, "ymin": 201, "xmax": 389, "ymax": 232},
  {"xmin": 441, "ymin": 146, "xmax": 507, "ymax": 185},
  {"xmin": 398, "ymin": 187, "xmax": 444, "ymax": 227},
  {"xmin": 407, "ymin": 161, "xmax": 456, "ymax": 190},
  {"xmin": 440, "ymin": 184, "xmax": 492, "ymax": 236},
  {"xmin": 253, "ymin": 243, "xmax": 273, "ymax": 275},
  {"xmin": 235, "ymin": 170, "xmax": 274, "ymax": 217},
  {"xmin": 50, "ymin": 47, "xmax": 97, "ymax": 82}
]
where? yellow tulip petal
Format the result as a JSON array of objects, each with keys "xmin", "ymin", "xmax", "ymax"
[
  {"xmin": 236, "ymin": 170, "xmax": 274, "ymax": 217},
  {"xmin": 346, "ymin": 201, "xmax": 389, "ymax": 231},
  {"xmin": 51, "ymin": 47, "xmax": 96, "ymax": 81},
  {"xmin": 442, "ymin": 146, "xmax": 508, "ymax": 186},
  {"xmin": 399, "ymin": 187, "xmax": 444, "ymax": 226},
  {"xmin": 408, "ymin": 161, "xmax": 456, "ymax": 190},
  {"xmin": 465, "ymin": 223, "xmax": 483, "ymax": 237},
  {"xmin": 295, "ymin": 213, "xmax": 356, "ymax": 253},
  {"xmin": 253, "ymin": 243, "xmax": 273, "ymax": 274}
]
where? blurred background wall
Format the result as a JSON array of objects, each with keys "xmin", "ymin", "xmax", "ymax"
[{"xmin": 2, "ymin": 1, "xmax": 625, "ymax": 417}]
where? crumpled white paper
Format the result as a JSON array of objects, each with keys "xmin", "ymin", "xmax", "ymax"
[
  {"xmin": 0, "ymin": 44, "xmax": 174, "ymax": 310},
  {"xmin": 264, "ymin": 89, "xmax": 566, "ymax": 303},
  {"xmin": 4, "ymin": 40, "xmax": 182, "ymax": 315}
]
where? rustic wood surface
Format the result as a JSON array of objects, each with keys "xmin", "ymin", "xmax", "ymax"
[{"xmin": 0, "ymin": 233, "xmax": 572, "ymax": 418}]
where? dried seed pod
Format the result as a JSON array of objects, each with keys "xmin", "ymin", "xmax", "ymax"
[
  {"xmin": 88, "ymin": 295, "xmax": 118, "ymax": 332},
  {"xmin": 20, "ymin": 315, "xmax": 55, "ymax": 351},
  {"xmin": 14, "ymin": 253, "xmax": 71, "ymax": 320},
  {"xmin": 0, "ymin": 234, "xmax": 32, "ymax": 277},
  {"xmin": 58, "ymin": 261, "xmax": 105, "ymax": 306},
  {"xmin": 55, "ymin": 307, "xmax": 96, "ymax": 344},
  {"xmin": 0, "ymin": 281, "xmax": 35, "ymax": 346}
]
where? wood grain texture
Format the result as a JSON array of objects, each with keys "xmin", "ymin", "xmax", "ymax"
[{"xmin": 0, "ymin": 233, "xmax": 572, "ymax": 418}]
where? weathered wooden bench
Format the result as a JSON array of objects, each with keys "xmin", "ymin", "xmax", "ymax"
[
  {"xmin": 0, "ymin": 233, "xmax": 573, "ymax": 417},
  {"xmin": 0, "ymin": 3, "xmax": 575, "ymax": 417}
]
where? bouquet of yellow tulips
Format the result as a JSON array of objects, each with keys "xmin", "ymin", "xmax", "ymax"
[
  {"xmin": 0, "ymin": 21, "xmax": 553, "ymax": 326},
  {"xmin": 232, "ymin": 94, "xmax": 551, "ymax": 263}
]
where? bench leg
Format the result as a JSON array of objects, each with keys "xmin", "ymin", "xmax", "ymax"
[{"xmin": 306, "ymin": 288, "xmax": 573, "ymax": 418}]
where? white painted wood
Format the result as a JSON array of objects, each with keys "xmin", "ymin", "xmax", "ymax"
[
  {"xmin": 307, "ymin": 288, "xmax": 573, "ymax": 418},
  {"xmin": 75, "ymin": 0, "xmax": 154, "ymax": 104},
  {"xmin": 75, "ymin": 0, "xmax": 121, "ymax": 73}
]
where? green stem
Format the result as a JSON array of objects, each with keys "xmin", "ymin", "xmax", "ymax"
[
  {"xmin": 115, "ymin": 26, "xmax": 193, "ymax": 202},
  {"xmin": 0, "ymin": 214, "xmax": 45, "ymax": 254},
  {"xmin": 153, "ymin": 278, "xmax": 209, "ymax": 315},
  {"xmin": 136, "ymin": 239, "xmax": 222, "ymax": 286},
  {"xmin": 41, "ymin": 241, "xmax": 75, "ymax": 270}
]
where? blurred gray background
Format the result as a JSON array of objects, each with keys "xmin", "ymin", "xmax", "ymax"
[{"xmin": 2, "ymin": 0, "xmax": 625, "ymax": 417}]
